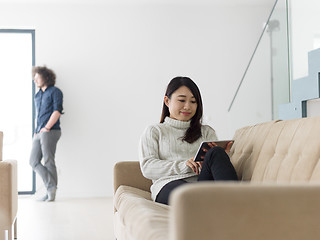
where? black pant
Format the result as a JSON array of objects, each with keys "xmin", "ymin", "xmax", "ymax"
[{"xmin": 155, "ymin": 147, "xmax": 238, "ymax": 205}]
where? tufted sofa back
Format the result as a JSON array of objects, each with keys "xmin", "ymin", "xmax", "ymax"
[{"xmin": 230, "ymin": 116, "xmax": 320, "ymax": 183}]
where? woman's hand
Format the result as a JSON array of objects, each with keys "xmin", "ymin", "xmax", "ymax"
[
  {"xmin": 201, "ymin": 142, "xmax": 218, "ymax": 159},
  {"xmin": 203, "ymin": 141, "xmax": 233, "ymax": 154},
  {"xmin": 186, "ymin": 158, "xmax": 202, "ymax": 175},
  {"xmin": 207, "ymin": 142, "xmax": 218, "ymax": 149},
  {"xmin": 224, "ymin": 141, "xmax": 233, "ymax": 154}
]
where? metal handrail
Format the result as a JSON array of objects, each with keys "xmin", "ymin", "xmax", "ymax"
[{"xmin": 228, "ymin": 0, "xmax": 279, "ymax": 112}]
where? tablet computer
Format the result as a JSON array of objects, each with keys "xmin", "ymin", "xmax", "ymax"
[{"xmin": 193, "ymin": 140, "xmax": 234, "ymax": 162}]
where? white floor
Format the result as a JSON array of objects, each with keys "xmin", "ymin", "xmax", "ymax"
[{"xmin": 17, "ymin": 196, "xmax": 115, "ymax": 240}]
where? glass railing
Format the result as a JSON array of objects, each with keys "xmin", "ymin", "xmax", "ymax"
[
  {"xmin": 278, "ymin": 0, "xmax": 320, "ymax": 120},
  {"xmin": 227, "ymin": 0, "xmax": 290, "ymax": 135},
  {"xmin": 289, "ymin": 0, "xmax": 320, "ymax": 80}
]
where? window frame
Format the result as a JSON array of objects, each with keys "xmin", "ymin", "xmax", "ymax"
[{"xmin": 0, "ymin": 29, "xmax": 36, "ymax": 195}]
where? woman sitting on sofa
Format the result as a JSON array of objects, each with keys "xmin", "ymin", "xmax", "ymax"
[{"xmin": 139, "ymin": 76, "xmax": 238, "ymax": 205}]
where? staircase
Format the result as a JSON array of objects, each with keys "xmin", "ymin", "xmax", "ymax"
[{"xmin": 279, "ymin": 48, "xmax": 320, "ymax": 119}]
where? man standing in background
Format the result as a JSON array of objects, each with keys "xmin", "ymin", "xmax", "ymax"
[{"xmin": 30, "ymin": 66, "xmax": 63, "ymax": 202}]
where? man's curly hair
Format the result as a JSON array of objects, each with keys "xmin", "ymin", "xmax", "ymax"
[{"xmin": 32, "ymin": 66, "xmax": 56, "ymax": 86}]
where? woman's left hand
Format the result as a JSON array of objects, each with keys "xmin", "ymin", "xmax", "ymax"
[
  {"xmin": 207, "ymin": 142, "xmax": 218, "ymax": 149},
  {"xmin": 224, "ymin": 141, "xmax": 233, "ymax": 154},
  {"xmin": 203, "ymin": 141, "xmax": 233, "ymax": 154}
]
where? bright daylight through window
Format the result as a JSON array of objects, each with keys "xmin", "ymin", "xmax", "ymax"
[{"xmin": 0, "ymin": 30, "xmax": 34, "ymax": 193}]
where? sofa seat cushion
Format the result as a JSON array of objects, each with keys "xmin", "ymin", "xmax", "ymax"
[{"xmin": 114, "ymin": 185, "xmax": 170, "ymax": 240}]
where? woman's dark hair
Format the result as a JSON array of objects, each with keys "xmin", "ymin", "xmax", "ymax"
[
  {"xmin": 32, "ymin": 66, "xmax": 56, "ymax": 86},
  {"xmin": 160, "ymin": 76, "xmax": 203, "ymax": 143}
]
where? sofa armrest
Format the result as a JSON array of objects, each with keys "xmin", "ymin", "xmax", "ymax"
[
  {"xmin": 113, "ymin": 161, "xmax": 152, "ymax": 194},
  {"xmin": 169, "ymin": 182, "xmax": 320, "ymax": 240},
  {"xmin": 0, "ymin": 160, "xmax": 18, "ymax": 226}
]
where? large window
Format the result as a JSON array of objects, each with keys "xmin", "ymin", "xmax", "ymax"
[
  {"xmin": 290, "ymin": 0, "xmax": 320, "ymax": 79},
  {"xmin": 0, "ymin": 29, "xmax": 35, "ymax": 194}
]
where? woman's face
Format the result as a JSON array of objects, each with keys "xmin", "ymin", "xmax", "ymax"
[{"xmin": 164, "ymin": 86, "xmax": 197, "ymax": 122}]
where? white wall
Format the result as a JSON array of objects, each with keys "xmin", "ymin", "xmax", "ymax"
[
  {"xmin": 0, "ymin": 1, "xmax": 275, "ymax": 197},
  {"xmin": 227, "ymin": 34, "xmax": 272, "ymax": 136}
]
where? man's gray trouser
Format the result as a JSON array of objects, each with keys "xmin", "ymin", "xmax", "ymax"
[{"xmin": 29, "ymin": 130, "xmax": 61, "ymax": 191}]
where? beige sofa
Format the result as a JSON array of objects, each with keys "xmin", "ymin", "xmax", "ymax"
[
  {"xmin": 0, "ymin": 132, "xmax": 18, "ymax": 240},
  {"xmin": 113, "ymin": 116, "xmax": 320, "ymax": 240}
]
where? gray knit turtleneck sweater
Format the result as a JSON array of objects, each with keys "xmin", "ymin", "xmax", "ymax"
[{"xmin": 139, "ymin": 117, "xmax": 218, "ymax": 200}]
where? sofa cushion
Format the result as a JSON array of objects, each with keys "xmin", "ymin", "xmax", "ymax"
[
  {"xmin": 114, "ymin": 185, "xmax": 170, "ymax": 240},
  {"xmin": 0, "ymin": 160, "xmax": 18, "ymax": 226},
  {"xmin": 0, "ymin": 131, "xmax": 3, "ymax": 161},
  {"xmin": 231, "ymin": 116, "xmax": 320, "ymax": 183},
  {"xmin": 252, "ymin": 116, "xmax": 320, "ymax": 182},
  {"xmin": 230, "ymin": 120, "xmax": 279, "ymax": 181}
]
